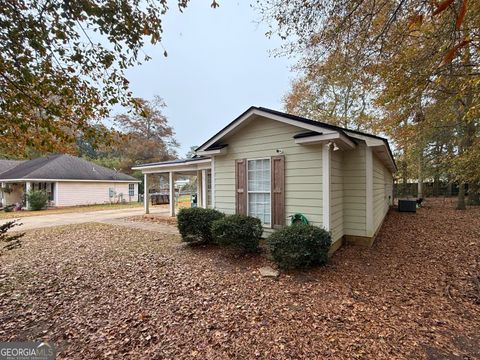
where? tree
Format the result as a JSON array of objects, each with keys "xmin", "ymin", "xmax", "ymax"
[
  {"xmin": 259, "ymin": 0, "xmax": 480, "ymax": 208},
  {"xmin": 285, "ymin": 45, "xmax": 377, "ymax": 131},
  {"xmin": 113, "ymin": 96, "xmax": 179, "ymax": 172},
  {"xmin": 185, "ymin": 146, "xmax": 199, "ymax": 159},
  {"xmin": 0, "ymin": 0, "xmax": 219, "ymax": 157}
]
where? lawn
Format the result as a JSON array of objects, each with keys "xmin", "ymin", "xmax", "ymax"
[
  {"xmin": 0, "ymin": 199, "xmax": 479, "ymax": 359},
  {"xmin": 0, "ymin": 202, "xmax": 142, "ymax": 220}
]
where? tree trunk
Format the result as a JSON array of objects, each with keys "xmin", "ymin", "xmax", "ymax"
[
  {"xmin": 433, "ymin": 174, "xmax": 440, "ymax": 197},
  {"xmin": 457, "ymin": 183, "xmax": 466, "ymax": 210},
  {"xmin": 418, "ymin": 149, "xmax": 424, "ymax": 199},
  {"xmin": 468, "ymin": 183, "xmax": 480, "ymax": 205},
  {"xmin": 402, "ymin": 159, "xmax": 408, "ymax": 197}
]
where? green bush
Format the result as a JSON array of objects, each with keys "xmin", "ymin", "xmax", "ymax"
[
  {"xmin": 26, "ymin": 190, "xmax": 49, "ymax": 211},
  {"xmin": 267, "ymin": 224, "xmax": 331, "ymax": 269},
  {"xmin": 212, "ymin": 214, "xmax": 263, "ymax": 252},
  {"xmin": 177, "ymin": 207, "xmax": 224, "ymax": 244}
]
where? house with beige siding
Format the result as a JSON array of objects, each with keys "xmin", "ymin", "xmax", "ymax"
[
  {"xmin": 133, "ymin": 107, "xmax": 396, "ymax": 251},
  {"xmin": 0, "ymin": 155, "xmax": 140, "ymax": 209}
]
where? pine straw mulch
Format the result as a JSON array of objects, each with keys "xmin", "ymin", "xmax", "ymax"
[{"xmin": 0, "ymin": 198, "xmax": 479, "ymax": 359}]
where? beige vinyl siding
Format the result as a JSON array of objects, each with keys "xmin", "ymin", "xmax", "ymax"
[
  {"xmin": 330, "ymin": 151, "xmax": 344, "ymax": 243},
  {"xmin": 342, "ymin": 144, "xmax": 367, "ymax": 237},
  {"xmin": 214, "ymin": 117, "xmax": 323, "ymax": 234},
  {"xmin": 373, "ymin": 154, "xmax": 392, "ymax": 231},
  {"xmin": 56, "ymin": 182, "xmax": 138, "ymax": 207}
]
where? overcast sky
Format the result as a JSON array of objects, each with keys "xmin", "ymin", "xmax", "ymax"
[{"xmin": 123, "ymin": 1, "xmax": 294, "ymax": 158}]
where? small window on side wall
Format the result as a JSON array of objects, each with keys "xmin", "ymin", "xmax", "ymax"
[{"xmin": 128, "ymin": 184, "xmax": 135, "ymax": 196}]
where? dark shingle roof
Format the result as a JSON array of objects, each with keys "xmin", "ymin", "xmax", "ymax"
[
  {"xmin": 0, "ymin": 160, "xmax": 25, "ymax": 176},
  {"xmin": 0, "ymin": 155, "xmax": 138, "ymax": 182}
]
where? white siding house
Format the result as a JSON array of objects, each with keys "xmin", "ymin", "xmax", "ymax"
[
  {"xmin": 0, "ymin": 155, "xmax": 139, "ymax": 208},
  {"xmin": 133, "ymin": 107, "xmax": 396, "ymax": 252}
]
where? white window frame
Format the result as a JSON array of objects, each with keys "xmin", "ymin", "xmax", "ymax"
[
  {"xmin": 128, "ymin": 183, "xmax": 135, "ymax": 196},
  {"xmin": 246, "ymin": 157, "xmax": 271, "ymax": 226}
]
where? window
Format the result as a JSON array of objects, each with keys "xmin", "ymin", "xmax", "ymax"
[
  {"xmin": 247, "ymin": 159, "xmax": 271, "ymax": 225},
  {"xmin": 129, "ymin": 184, "xmax": 135, "ymax": 196}
]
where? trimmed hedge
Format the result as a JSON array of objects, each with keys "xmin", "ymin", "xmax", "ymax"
[
  {"xmin": 26, "ymin": 190, "xmax": 48, "ymax": 211},
  {"xmin": 267, "ymin": 224, "xmax": 331, "ymax": 269},
  {"xmin": 177, "ymin": 207, "xmax": 224, "ymax": 244},
  {"xmin": 212, "ymin": 214, "xmax": 263, "ymax": 252}
]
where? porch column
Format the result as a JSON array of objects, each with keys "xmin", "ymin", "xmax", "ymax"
[
  {"xmin": 0, "ymin": 182, "xmax": 4, "ymax": 207},
  {"xmin": 196, "ymin": 170, "xmax": 203, "ymax": 208},
  {"xmin": 54, "ymin": 182, "xmax": 59, "ymax": 206},
  {"xmin": 322, "ymin": 144, "xmax": 330, "ymax": 232},
  {"xmin": 201, "ymin": 169, "xmax": 207, "ymax": 208},
  {"xmin": 25, "ymin": 181, "xmax": 32, "ymax": 209},
  {"xmin": 144, "ymin": 173, "xmax": 149, "ymax": 214},
  {"xmin": 169, "ymin": 171, "xmax": 175, "ymax": 217}
]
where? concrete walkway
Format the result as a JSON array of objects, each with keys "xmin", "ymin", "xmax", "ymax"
[{"xmin": 10, "ymin": 207, "xmax": 172, "ymax": 232}]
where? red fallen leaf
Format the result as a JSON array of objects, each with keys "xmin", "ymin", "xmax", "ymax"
[
  {"xmin": 456, "ymin": 0, "xmax": 468, "ymax": 29},
  {"xmin": 432, "ymin": 0, "xmax": 454, "ymax": 15},
  {"xmin": 442, "ymin": 39, "xmax": 470, "ymax": 65}
]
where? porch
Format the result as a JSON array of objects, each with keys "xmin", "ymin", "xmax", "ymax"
[
  {"xmin": 0, "ymin": 181, "xmax": 56, "ymax": 208},
  {"xmin": 132, "ymin": 157, "xmax": 212, "ymax": 217}
]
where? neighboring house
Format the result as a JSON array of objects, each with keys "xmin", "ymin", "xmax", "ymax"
[
  {"xmin": 0, "ymin": 155, "xmax": 140, "ymax": 208},
  {"xmin": 133, "ymin": 107, "xmax": 396, "ymax": 251}
]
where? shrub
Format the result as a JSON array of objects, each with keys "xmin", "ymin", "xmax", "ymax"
[
  {"xmin": 177, "ymin": 207, "xmax": 224, "ymax": 244},
  {"xmin": 267, "ymin": 224, "xmax": 331, "ymax": 269},
  {"xmin": 26, "ymin": 190, "xmax": 48, "ymax": 211},
  {"xmin": 212, "ymin": 214, "xmax": 263, "ymax": 252}
]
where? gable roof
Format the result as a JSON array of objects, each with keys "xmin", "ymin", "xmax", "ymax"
[
  {"xmin": 0, "ymin": 155, "xmax": 139, "ymax": 182},
  {"xmin": 0, "ymin": 160, "xmax": 25, "ymax": 176},
  {"xmin": 196, "ymin": 106, "xmax": 396, "ymax": 171}
]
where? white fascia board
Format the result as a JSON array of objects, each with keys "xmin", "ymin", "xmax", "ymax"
[
  {"xmin": 195, "ymin": 147, "xmax": 227, "ymax": 156},
  {"xmin": 295, "ymin": 132, "xmax": 356, "ymax": 149},
  {"xmin": 197, "ymin": 108, "xmax": 339, "ymax": 152},
  {"xmin": 295, "ymin": 133, "xmax": 340, "ymax": 144},
  {"xmin": 132, "ymin": 159, "xmax": 211, "ymax": 172},
  {"xmin": 0, "ymin": 179, "xmax": 140, "ymax": 183},
  {"xmin": 142, "ymin": 166, "xmax": 201, "ymax": 174}
]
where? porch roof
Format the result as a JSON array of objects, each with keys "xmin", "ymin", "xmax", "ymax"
[{"xmin": 132, "ymin": 156, "xmax": 211, "ymax": 174}]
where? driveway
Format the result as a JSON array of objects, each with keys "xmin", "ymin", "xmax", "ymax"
[{"xmin": 11, "ymin": 207, "xmax": 170, "ymax": 231}]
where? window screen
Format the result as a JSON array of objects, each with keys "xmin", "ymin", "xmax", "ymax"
[{"xmin": 247, "ymin": 159, "xmax": 271, "ymax": 225}]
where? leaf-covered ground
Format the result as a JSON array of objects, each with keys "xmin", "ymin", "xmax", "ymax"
[{"xmin": 0, "ymin": 199, "xmax": 479, "ymax": 359}]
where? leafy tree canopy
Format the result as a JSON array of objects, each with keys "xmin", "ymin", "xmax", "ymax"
[
  {"xmin": 259, "ymin": 0, "xmax": 480, "ymax": 207},
  {"xmin": 86, "ymin": 96, "xmax": 178, "ymax": 174},
  {"xmin": 0, "ymin": 0, "xmax": 219, "ymax": 157}
]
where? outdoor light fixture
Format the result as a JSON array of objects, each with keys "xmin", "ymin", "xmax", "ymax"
[{"xmin": 328, "ymin": 141, "xmax": 340, "ymax": 151}]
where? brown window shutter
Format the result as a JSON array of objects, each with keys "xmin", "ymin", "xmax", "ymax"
[
  {"xmin": 235, "ymin": 159, "xmax": 247, "ymax": 215},
  {"xmin": 271, "ymin": 155, "xmax": 285, "ymax": 228}
]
